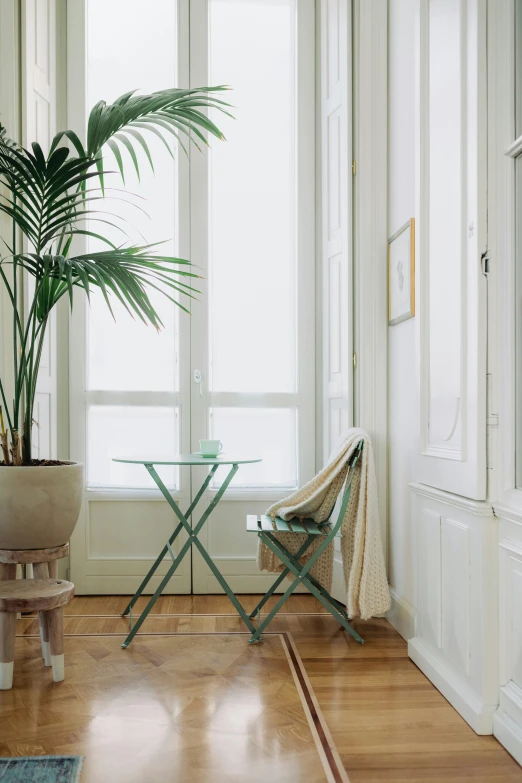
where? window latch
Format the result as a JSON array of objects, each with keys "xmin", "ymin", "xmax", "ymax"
[{"xmin": 481, "ymin": 249, "xmax": 490, "ymax": 276}]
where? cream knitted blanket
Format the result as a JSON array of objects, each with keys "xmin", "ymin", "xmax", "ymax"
[{"xmin": 257, "ymin": 428, "xmax": 391, "ymax": 620}]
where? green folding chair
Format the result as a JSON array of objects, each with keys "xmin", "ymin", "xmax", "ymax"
[{"xmin": 246, "ymin": 440, "xmax": 365, "ymax": 645}]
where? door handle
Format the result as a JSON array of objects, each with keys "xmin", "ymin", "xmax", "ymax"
[{"xmin": 193, "ymin": 369, "xmax": 203, "ymax": 397}]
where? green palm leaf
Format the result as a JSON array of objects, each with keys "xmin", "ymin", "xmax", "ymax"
[{"xmin": 0, "ymin": 83, "xmax": 229, "ymax": 463}]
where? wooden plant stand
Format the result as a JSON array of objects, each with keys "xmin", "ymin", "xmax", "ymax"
[{"xmin": 0, "ymin": 545, "xmax": 73, "ymax": 690}]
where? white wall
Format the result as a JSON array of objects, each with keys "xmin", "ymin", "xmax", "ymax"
[
  {"xmin": 387, "ymin": 0, "xmax": 417, "ymax": 639},
  {"xmin": 387, "ymin": 0, "xmax": 517, "ymax": 746}
]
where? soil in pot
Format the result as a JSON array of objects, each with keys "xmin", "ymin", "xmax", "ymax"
[{"xmin": 0, "ymin": 460, "xmax": 67, "ymax": 467}]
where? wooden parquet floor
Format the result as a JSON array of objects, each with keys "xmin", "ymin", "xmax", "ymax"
[{"xmin": 0, "ymin": 594, "xmax": 520, "ymax": 783}]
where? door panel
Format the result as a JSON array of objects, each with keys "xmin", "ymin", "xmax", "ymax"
[
  {"xmin": 417, "ymin": 0, "xmax": 487, "ymax": 499},
  {"xmin": 68, "ymin": 0, "xmax": 316, "ymax": 594},
  {"xmin": 68, "ymin": 0, "xmax": 191, "ymax": 594},
  {"xmin": 189, "ymin": 0, "xmax": 316, "ymax": 594}
]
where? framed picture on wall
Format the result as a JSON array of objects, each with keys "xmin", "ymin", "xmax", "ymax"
[{"xmin": 388, "ymin": 218, "xmax": 415, "ymax": 326}]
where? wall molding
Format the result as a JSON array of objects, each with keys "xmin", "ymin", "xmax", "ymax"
[
  {"xmin": 410, "ymin": 482, "xmax": 494, "ymax": 517},
  {"xmin": 353, "ymin": 0, "xmax": 388, "ymax": 551},
  {"xmin": 409, "ymin": 637, "xmax": 497, "ymax": 735},
  {"xmin": 388, "ymin": 587, "xmax": 415, "ymax": 641},
  {"xmin": 495, "ymin": 503, "xmax": 522, "ymax": 528}
]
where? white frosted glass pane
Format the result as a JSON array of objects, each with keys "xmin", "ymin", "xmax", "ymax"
[
  {"xmin": 208, "ymin": 0, "xmax": 297, "ymax": 393},
  {"xmin": 210, "ymin": 408, "xmax": 297, "ymax": 487},
  {"xmin": 428, "ymin": 0, "xmax": 462, "ymax": 450},
  {"xmin": 86, "ymin": 0, "xmax": 179, "ymax": 392},
  {"xmin": 87, "ymin": 290, "xmax": 177, "ymax": 392},
  {"xmin": 87, "ymin": 406, "xmax": 178, "ymax": 489}
]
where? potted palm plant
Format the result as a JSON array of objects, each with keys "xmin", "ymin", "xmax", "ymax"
[{"xmin": 0, "ymin": 86, "xmax": 228, "ymax": 549}]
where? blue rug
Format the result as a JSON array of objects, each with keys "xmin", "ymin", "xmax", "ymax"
[{"xmin": 0, "ymin": 756, "xmax": 83, "ymax": 782}]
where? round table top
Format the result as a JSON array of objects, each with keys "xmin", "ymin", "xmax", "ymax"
[{"xmin": 112, "ymin": 454, "xmax": 262, "ymax": 466}]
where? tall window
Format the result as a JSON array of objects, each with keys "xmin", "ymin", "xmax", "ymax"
[
  {"xmin": 84, "ymin": 0, "xmax": 180, "ymax": 490},
  {"xmin": 207, "ymin": 0, "xmax": 299, "ymax": 487},
  {"xmin": 75, "ymin": 0, "xmax": 314, "ymax": 494}
]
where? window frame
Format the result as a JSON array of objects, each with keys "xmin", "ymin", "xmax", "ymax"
[
  {"xmin": 67, "ymin": 0, "xmax": 316, "ymax": 499},
  {"xmin": 489, "ymin": 0, "xmax": 522, "ymax": 517}
]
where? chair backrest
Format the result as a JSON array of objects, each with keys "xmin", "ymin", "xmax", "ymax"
[{"xmin": 326, "ymin": 440, "xmax": 364, "ymax": 534}]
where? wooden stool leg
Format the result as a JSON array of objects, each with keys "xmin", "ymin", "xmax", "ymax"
[
  {"xmin": 45, "ymin": 607, "xmax": 64, "ymax": 682},
  {"xmin": 0, "ymin": 563, "xmax": 16, "ymax": 581},
  {"xmin": 0, "ymin": 612, "xmax": 16, "ymax": 690},
  {"xmin": 1, "ymin": 565, "xmax": 19, "ymax": 623},
  {"xmin": 33, "ymin": 562, "xmax": 52, "ymax": 663},
  {"xmin": 33, "ymin": 562, "xmax": 49, "ymax": 579},
  {"xmin": 39, "ymin": 611, "xmax": 52, "ymax": 667},
  {"xmin": 48, "ymin": 560, "xmax": 58, "ymax": 579}
]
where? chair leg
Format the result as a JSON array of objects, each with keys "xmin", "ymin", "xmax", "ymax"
[
  {"xmin": 0, "ymin": 612, "xmax": 16, "ymax": 690},
  {"xmin": 257, "ymin": 532, "xmax": 365, "ymax": 645},
  {"xmin": 45, "ymin": 607, "xmax": 64, "ymax": 682}
]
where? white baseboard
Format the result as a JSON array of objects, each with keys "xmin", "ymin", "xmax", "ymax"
[
  {"xmin": 387, "ymin": 587, "xmax": 415, "ymax": 640},
  {"xmin": 494, "ymin": 710, "xmax": 522, "ymax": 767},
  {"xmin": 494, "ymin": 682, "xmax": 522, "ymax": 766},
  {"xmin": 408, "ymin": 637, "xmax": 497, "ymax": 735},
  {"xmin": 493, "ymin": 710, "xmax": 522, "ymax": 766}
]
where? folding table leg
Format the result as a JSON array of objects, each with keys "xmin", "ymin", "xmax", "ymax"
[
  {"xmin": 191, "ymin": 537, "xmax": 257, "ymax": 634},
  {"xmin": 122, "ymin": 461, "xmax": 255, "ymax": 647},
  {"xmin": 121, "ymin": 535, "xmax": 194, "ymax": 647},
  {"xmin": 121, "ymin": 519, "xmax": 185, "ymax": 620},
  {"xmin": 248, "ymin": 572, "xmax": 304, "ymax": 644},
  {"xmin": 121, "ymin": 464, "xmax": 219, "ymax": 620}
]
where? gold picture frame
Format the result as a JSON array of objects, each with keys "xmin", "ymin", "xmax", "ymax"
[{"xmin": 388, "ymin": 218, "xmax": 415, "ymax": 326}]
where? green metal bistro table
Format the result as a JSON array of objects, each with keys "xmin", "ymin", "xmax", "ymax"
[{"xmin": 113, "ymin": 454, "xmax": 262, "ymax": 648}]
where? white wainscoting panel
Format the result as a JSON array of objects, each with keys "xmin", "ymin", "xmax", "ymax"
[
  {"xmin": 417, "ymin": 508, "xmax": 441, "ymax": 648},
  {"xmin": 409, "ymin": 483, "xmax": 498, "ymax": 734},
  {"xmin": 441, "ymin": 517, "xmax": 471, "ymax": 675}
]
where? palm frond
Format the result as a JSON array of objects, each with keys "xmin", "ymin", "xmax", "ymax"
[
  {"xmin": 13, "ymin": 245, "xmax": 200, "ymax": 326},
  {"xmin": 0, "ymin": 83, "xmax": 228, "ymax": 463},
  {"xmin": 87, "ymin": 86, "xmax": 232, "ymax": 187}
]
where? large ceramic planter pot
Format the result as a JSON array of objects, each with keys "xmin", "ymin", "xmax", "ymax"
[{"xmin": 0, "ymin": 462, "xmax": 84, "ymax": 550}]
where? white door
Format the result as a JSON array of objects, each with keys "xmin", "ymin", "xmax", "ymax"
[{"xmin": 69, "ymin": 0, "xmax": 316, "ymax": 594}]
